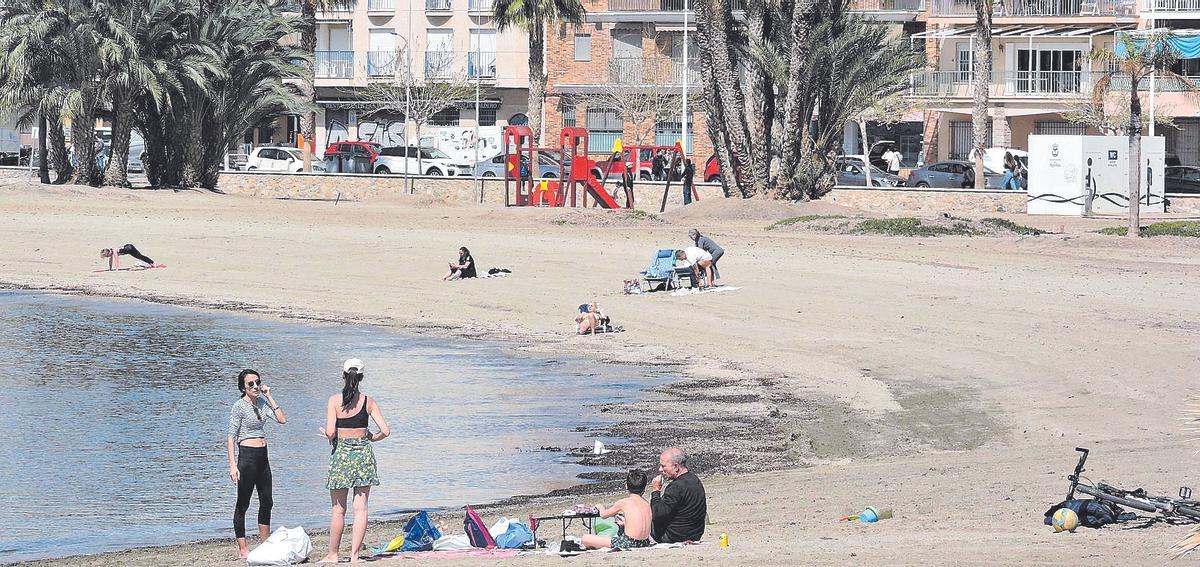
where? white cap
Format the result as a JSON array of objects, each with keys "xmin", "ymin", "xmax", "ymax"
[{"xmin": 343, "ymin": 358, "xmax": 365, "ymax": 373}]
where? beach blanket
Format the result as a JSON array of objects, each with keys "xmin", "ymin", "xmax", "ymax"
[
  {"xmin": 668, "ymin": 286, "xmax": 739, "ymax": 297},
  {"xmin": 92, "ymin": 264, "xmax": 167, "ymax": 273},
  {"xmin": 380, "ymin": 549, "xmax": 520, "ymax": 560},
  {"xmin": 526, "ymin": 540, "xmax": 702, "ymax": 557}
]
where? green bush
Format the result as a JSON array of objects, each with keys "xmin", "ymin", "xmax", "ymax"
[
  {"xmin": 1098, "ymin": 221, "xmax": 1200, "ymax": 237},
  {"xmin": 857, "ymin": 217, "xmax": 977, "ymax": 237},
  {"xmin": 766, "ymin": 214, "xmax": 845, "ymax": 230},
  {"xmin": 981, "ymin": 217, "xmax": 1045, "ymax": 236}
]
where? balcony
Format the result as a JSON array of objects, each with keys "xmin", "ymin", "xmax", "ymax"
[
  {"xmin": 932, "ymin": 0, "xmax": 1135, "ymax": 16},
  {"xmin": 468, "ymin": 0, "xmax": 494, "ymax": 12},
  {"xmin": 367, "ymin": 51, "xmax": 397, "ymax": 77},
  {"xmin": 425, "ymin": 51, "xmax": 455, "ymax": 79},
  {"xmin": 606, "ymin": 0, "xmax": 745, "ymax": 10},
  {"xmin": 315, "ymin": 51, "xmax": 354, "ymax": 79},
  {"xmin": 367, "ymin": 0, "xmax": 395, "ymax": 11},
  {"xmin": 909, "ymin": 70, "xmax": 1091, "ymax": 97},
  {"xmin": 1143, "ymin": 0, "xmax": 1200, "ymax": 12},
  {"xmin": 426, "ymin": 0, "xmax": 452, "ymax": 11},
  {"xmin": 849, "ymin": 0, "xmax": 925, "ymax": 11},
  {"xmin": 1110, "ymin": 73, "xmax": 1200, "ymax": 91},
  {"xmin": 608, "ymin": 57, "xmax": 699, "ymax": 85},
  {"xmin": 467, "ymin": 52, "xmax": 497, "ymax": 79}
]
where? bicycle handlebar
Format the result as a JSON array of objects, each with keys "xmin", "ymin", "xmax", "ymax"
[{"xmin": 1067, "ymin": 447, "xmax": 1090, "ymax": 500}]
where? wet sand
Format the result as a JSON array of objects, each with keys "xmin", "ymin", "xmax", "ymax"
[{"xmin": 3, "ymin": 176, "xmax": 1200, "ymax": 565}]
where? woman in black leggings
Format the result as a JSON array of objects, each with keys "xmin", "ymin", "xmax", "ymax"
[{"xmin": 226, "ymin": 369, "xmax": 287, "ymax": 559}]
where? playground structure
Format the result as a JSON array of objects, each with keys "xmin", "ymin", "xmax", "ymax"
[{"xmin": 502, "ymin": 126, "xmax": 690, "ymax": 212}]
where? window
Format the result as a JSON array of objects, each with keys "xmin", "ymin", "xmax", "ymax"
[
  {"xmin": 655, "ymin": 114, "xmax": 694, "ymax": 148},
  {"xmin": 930, "ymin": 163, "xmax": 952, "ymax": 173},
  {"xmin": 949, "ymin": 120, "xmax": 992, "ymax": 160},
  {"xmin": 1034, "ymin": 121, "xmax": 1085, "ymax": 136},
  {"xmin": 430, "ymin": 107, "xmax": 460, "ymax": 126},
  {"xmin": 574, "ymin": 34, "xmax": 591, "ymax": 61},
  {"xmin": 586, "ymin": 107, "xmax": 622, "ymax": 153},
  {"xmin": 561, "ymin": 102, "xmax": 576, "ymax": 128},
  {"xmin": 509, "ymin": 113, "xmax": 528, "ymax": 126},
  {"xmin": 478, "ymin": 107, "xmax": 496, "ymax": 126},
  {"xmin": 957, "ymin": 43, "xmax": 973, "ymax": 82}
]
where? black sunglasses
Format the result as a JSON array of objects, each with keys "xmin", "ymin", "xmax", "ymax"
[{"xmin": 245, "ymin": 379, "xmax": 261, "ymax": 388}]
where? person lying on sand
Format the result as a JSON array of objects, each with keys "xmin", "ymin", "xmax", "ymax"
[
  {"xmin": 100, "ymin": 244, "xmax": 157, "ymax": 270},
  {"xmin": 582, "ymin": 470, "xmax": 653, "ymax": 550},
  {"xmin": 442, "ymin": 247, "xmax": 477, "ymax": 281}
]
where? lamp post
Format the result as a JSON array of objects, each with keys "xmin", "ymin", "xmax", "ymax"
[
  {"xmin": 681, "ymin": 0, "xmax": 689, "ymax": 158},
  {"xmin": 387, "ymin": 29, "xmax": 413, "ymax": 192}
]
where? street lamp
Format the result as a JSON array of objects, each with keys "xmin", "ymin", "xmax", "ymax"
[{"xmin": 386, "ymin": 30, "xmax": 413, "ymax": 191}]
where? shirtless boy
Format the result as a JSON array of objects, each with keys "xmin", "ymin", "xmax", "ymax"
[{"xmin": 582, "ymin": 469, "xmax": 653, "ymax": 550}]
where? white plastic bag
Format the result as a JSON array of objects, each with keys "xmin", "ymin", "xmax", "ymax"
[
  {"xmin": 432, "ymin": 534, "xmax": 473, "ymax": 551},
  {"xmin": 488, "ymin": 517, "xmax": 511, "ymax": 539},
  {"xmin": 247, "ymin": 526, "xmax": 313, "ymax": 566}
]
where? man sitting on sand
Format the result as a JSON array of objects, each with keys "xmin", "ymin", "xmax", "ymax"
[
  {"xmin": 675, "ymin": 247, "xmax": 714, "ymax": 289},
  {"xmin": 582, "ymin": 470, "xmax": 653, "ymax": 550},
  {"xmin": 651, "ymin": 448, "xmax": 706, "ymax": 543}
]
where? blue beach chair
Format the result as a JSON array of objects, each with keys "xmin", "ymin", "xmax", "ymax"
[{"xmin": 640, "ymin": 248, "xmax": 687, "ymax": 291}]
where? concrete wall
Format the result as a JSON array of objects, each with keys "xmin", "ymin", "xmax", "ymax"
[{"xmin": 826, "ymin": 186, "xmax": 1028, "ymax": 215}]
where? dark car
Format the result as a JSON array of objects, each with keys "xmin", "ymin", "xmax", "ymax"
[
  {"xmin": 907, "ymin": 160, "xmax": 1004, "ymax": 190},
  {"xmin": 1165, "ymin": 165, "xmax": 1200, "ymax": 194}
]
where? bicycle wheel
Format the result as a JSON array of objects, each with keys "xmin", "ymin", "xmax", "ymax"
[
  {"xmin": 1173, "ymin": 504, "xmax": 1200, "ymax": 521},
  {"xmin": 1076, "ymin": 484, "xmax": 1161, "ymax": 514}
]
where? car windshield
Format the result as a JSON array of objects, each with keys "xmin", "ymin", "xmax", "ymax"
[
  {"xmin": 421, "ymin": 148, "xmax": 449, "ymax": 159},
  {"xmin": 287, "ymin": 150, "xmax": 302, "ymax": 160}
]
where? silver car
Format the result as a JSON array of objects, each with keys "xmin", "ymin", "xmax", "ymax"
[
  {"xmin": 907, "ymin": 160, "xmax": 1003, "ymax": 189},
  {"xmin": 836, "ymin": 159, "xmax": 905, "ymax": 187},
  {"xmin": 474, "ymin": 152, "xmax": 563, "ymax": 178}
]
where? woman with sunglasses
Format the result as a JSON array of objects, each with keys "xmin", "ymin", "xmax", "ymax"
[{"xmin": 226, "ymin": 369, "xmax": 287, "ymax": 559}]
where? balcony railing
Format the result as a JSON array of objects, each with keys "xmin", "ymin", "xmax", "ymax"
[
  {"xmin": 608, "ymin": 57, "xmax": 699, "ymax": 85},
  {"xmin": 468, "ymin": 0, "xmax": 494, "ymax": 11},
  {"xmin": 1143, "ymin": 0, "xmax": 1200, "ymax": 10},
  {"xmin": 467, "ymin": 52, "xmax": 497, "ymax": 79},
  {"xmin": 315, "ymin": 51, "xmax": 354, "ymax": 78},
  {"xmin": 367, "ymin": 0, "xmax": 395, "ymax": 10},
  {"xmin": 849, "ymin": 0, "xmax": 925, "ymax": 11},
  {"xmin": 425, "ymin": 51, "xmax": 455, "ymax": 78},
  {"xmin": 1109, "ymin": 73, "xmax": 1200, "ymax": 91},
  {"xmin": 426, "ymin": 0, "xmax": 452, "ymax": 10},
  {"xmin": 909, "ymin": 70, "xmax": 1090, "ymax": 97},
  {"xmin": 606, "ymin": 0, "xmax": 745, "ymax": 10},
  {"xmin": 367, "ymin": 51, "xmax": 397, "ymax": 77},
  {"xmin": 933, "ymin": 0, "xmax": 1133, "ymax": 16}
]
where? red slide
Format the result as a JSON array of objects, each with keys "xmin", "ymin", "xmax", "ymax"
[{"xmin": 586, "ymin": 177, "xmax": 620, "ymax": 209}]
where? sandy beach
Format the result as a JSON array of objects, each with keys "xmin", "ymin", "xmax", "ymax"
[{"xmin": 3, "ymin": 175, "xmax": 1200, "ymax": 566}]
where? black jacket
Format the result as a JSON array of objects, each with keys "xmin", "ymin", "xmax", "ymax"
[{"xmin": 650, "ymin": 471, "xmax": 706, "ymax": 543}]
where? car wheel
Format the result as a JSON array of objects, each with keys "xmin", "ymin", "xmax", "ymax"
[
  {"xmin": 482, "ymin": 171, "xmax": 495, "ymax": 177},
  {"xmin": 247, "ymin": 166, "xmax": 257, "ymax": 171},
  {"xmin": 705, "ymin": 175, "xmax": 718, "ymax": 183},
  {"xmin": 543, "ymin": 173, "xmax": 557, "ymax": 179},
  {"xmin": 914, "ymin": 181, "xmax": 929, "ymax": 188},
  {"xmin": 426, "ymin": 168, "xmax": 442, "ymax": 176},
  {"xmin": 376, "ymin": 166, "xmax": 391, "ymax": 175},
  {"xmin": 640, "ymin": 173, "xmax": 652, "ymax": 181}
]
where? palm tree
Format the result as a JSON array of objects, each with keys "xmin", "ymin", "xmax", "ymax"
[
  {"xmin": 1090, "ymin": 31, "xmax": 1182, "ymax": 237},
  {"xmin": 297, "ymin": 0, "xmax": 355, "ymax": 171},
  {"xmin": 971, "ymin": 0, "xmax": 992, "ymax": 190},
  {"xmin": 494, "ymin": 0, "xmax": 586, "ymax": 144}
]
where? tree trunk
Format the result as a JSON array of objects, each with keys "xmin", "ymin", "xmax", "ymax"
[
  {"xmin": 300, "ymin": 0, "xmax": 317, "ymax": 172},
  {"xmin": 744, "ymin": 0, "xmax": 773, "ymax": 186},
  {"xmin": 1127, "ymin": 76, "xmax": 1142, "ymax": 237},
  {"xmin": 527, "ymin": 19, "xmax": 546, "ymax": 145},
  {"xmin": 695, "ymin": 0, "xmax": 755, "ymax": 196},
  {"xmin": 37, "ymin": 112, "xmax": 50, "ymax": 184},
  {"xmin": 778, "ymin": 0, "xmax": 818, "ymax": 197},
  {"xmin": 70, "ymin": 107, "xmax": 98, "ymax": 187},
  {"xmin": 179, "ymin": 108, "xmax": 205, "ymax": 188},
  {"xmin": 47, "ymin": 117, "xmax": 72, "ymax": 184},
  {"xmin": 859, "ymin": 119, "xmax": 873, "ymax": 187},
  {"xmin": 103, "ymin": 93, "xmax": 134, "ymax": 188},
  {"xmin": 972, "ymin": 0, "xmax": 992, "ymax": 190}
]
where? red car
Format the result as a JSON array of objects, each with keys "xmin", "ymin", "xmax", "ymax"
[
  {"xmin": 323, "ymin": 141, "xmax": 382, "ymax": 161},
  {"xmin": 704, "ymin": 154, "xmax": 749, "ymax": 184}
]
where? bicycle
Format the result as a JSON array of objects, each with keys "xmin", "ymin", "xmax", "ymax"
[{"xmin": 1067, "ymin": 447, "xmax": 1200, "ymax": 524}]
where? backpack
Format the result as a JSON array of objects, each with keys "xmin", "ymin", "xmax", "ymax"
[
  {"xmin": 400, "ymin": 511, "xmax": 442, "ymax": 552},
  {"xmin": 464, "ymin": 505, "xmax": 496, "ymax": 548},
  {"xmin": 1043, "ymin": 498, "xmax": 1126, "ymax": 528}
]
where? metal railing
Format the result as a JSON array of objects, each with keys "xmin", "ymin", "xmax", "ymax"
[
  {"xmin": 1143, "ymin": 0, "xmax": 1200, "ymax": 10},
  {"xmin": 468, "ymin": 0, "xmax": 494, "ymax": 11},
  {"xmin": 933, "ymin": 0, "xmax": 1133, "ymax": 15},
  {"xmin": 425, "ymin": 51, "xmax": 455, "ymax": 78},
  {"xmin": 908, "ymin": 70, "xmax": 1090, "ymax": 97},
  {"xmin": 1109, "ymin": 73, "xmax": 1200, "ymax": 91},
  {"xmin": 608, "ymin": 57, "xmax": 699, "ymax": 85},
  {"xmin": 848, "ymin": 0, "xmax": 925, "ymax": 11},
  {"xmin": 367, "ymin": 51, "xmax": 397, "ymax": 77},
  {"xmin": 467, "ymin": 52, "xmax": 497, "ymax": 79},
  {"xmin": 315, "ymin": 51, "xmax": 354, "ymax": 79},
  {"xmin": 367, "ymin": 0, "xmax": 395, "ymax": 10},
  {"xmin": 607, "ymin": 0, "xmax": 744, "ymax": 10},
  {"xmin": 426, "ymin": 0, "xmax": 452, "ymax": 10}
]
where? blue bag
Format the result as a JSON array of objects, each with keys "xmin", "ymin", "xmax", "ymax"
[
  {"xmin": 494, "ymin": 521, "xmax": 534, "ymax": 549},
  {"xmin": 401, "ymin": 511, "xmax": 442, "ymax": 551}
]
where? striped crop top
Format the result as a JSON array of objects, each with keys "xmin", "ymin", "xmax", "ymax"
[{"xmin": 228, "ymin": 397, "xmax": 279, "ymax": 443}]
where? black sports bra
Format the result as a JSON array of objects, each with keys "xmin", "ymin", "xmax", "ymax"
[{"xmin": 336, "ymin": 396, "xmax": 370, "ymax": 429}]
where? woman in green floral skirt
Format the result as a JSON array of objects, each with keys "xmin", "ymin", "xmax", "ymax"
[{"xmin": 318, "ymin": 358, "xmax": 390, "ymax": 564}]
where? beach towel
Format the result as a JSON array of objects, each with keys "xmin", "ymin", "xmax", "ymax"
[
  {"xmin": 668, "ymin": 285, "xmax": 740, "ymax": 297},
  {"xmin": 246, "ymin": 526, "xmax": 312, "ymax": 565}
]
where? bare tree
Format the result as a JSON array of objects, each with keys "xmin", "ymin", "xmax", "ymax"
[
  {"xmin": 354, "ymin": 50, "xmax": 476, "ymax": 180},
  {"xmin": 579, "ymin": 44, "xmax": 682, "ymax": 147},
  {"xmin": 851, "ymin": 93, "xmax": 911, "ymax": 187},
  {"xmin": 1062, "ymin": 89, "xmax": 1178, "ymax": 136}
]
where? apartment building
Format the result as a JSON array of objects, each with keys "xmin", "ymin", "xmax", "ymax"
[
  {"xmin": 310, "ymin": 0, "xmax": 531, "ymax": 155},
  {"xmin": 910, "ymin": 0, "xmax": 1200, "ymax": 166}
]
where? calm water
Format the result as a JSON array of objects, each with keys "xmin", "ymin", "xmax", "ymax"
[{"xmin": 0, "ymin": 291, "xmax": 666, "ymax": 562}]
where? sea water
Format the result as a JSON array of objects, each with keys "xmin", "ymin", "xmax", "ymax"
[{"xmin": 0, "ymin": 291, "xmax": 665, "ymax": 562}]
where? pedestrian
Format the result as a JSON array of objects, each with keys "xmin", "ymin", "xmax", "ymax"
[
  {"xmin": 688, "ymin": 228, "xmax": 724, "ymax": 284},
  {"xmin": 227, "ymin": 369, "xmax": 287, "ymax": 559},
  {"xmin": 621, "ymin": 162, "xmax": 636, "ymax": 209},
  {"xmin": 682, "ymin": 159, "xmax": 695, "ymax": 205},
  {"xmin": 319, "ymin": 359, "xmax": 391, "ymax": 564},
  {"xmin": 652, "ymin": 151, "xmax": 666, "ymax": 181},
  {"xmin": 885, "ymin": 145, "xmax": 902, "ymax": 175}
]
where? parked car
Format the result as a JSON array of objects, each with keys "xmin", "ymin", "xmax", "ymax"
[
  {"xmin": 703, "ymin": 154, "xmax": 745, "ymax": 184},
  {"xmin": 1165, "ymin": 165, "xmax": 1200, "ymax": 194},
  {"xmin": 324, "ymin": 141, "xmax": 382, "ymax": 162},
  {"xmin": 373, "ymin": 145, "xmax": 469, "ymax": 176},
  {"xmin": 842, "ymin": 139, "xmax": 896, "ymax": 172},
  {"xmin": 592, "ymin": 147, "xmax": 684, "ymax": 181},
  {"xmin": 907, "ymin": 160, "xmax": 1004, "ymax": 189},
  {"xmin": 474, "ymin": 152, "xmax": 562, "ymax": 178},
  {"xmin": 246, "ymin": 146, "xmax": 308, "ymax": 172},
  {"xmin": 835, "ymin": 159, "xmax": 904, "ymax": 187}
]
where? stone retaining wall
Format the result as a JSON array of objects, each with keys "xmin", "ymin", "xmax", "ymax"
[{"xmin": 825, "ymin": 186, "xmax": 1027, "ymax": 215}]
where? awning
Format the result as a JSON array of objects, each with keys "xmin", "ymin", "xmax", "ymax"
[
  {"xmin": 911, "ymin": 24, "xmax": 1135, "ymax": 40},
  {"xmin": 316, "ymin": 99, "xmax": 502, "ymax": 109},
  {"xmin": 1115, "ymin": 29, "xmax": 1200, "ymax": 59}
]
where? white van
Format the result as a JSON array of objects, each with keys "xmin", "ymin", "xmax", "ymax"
[{"xmin": 972, "ymin": 147, "xmax": 1028, "ymax": 173}]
